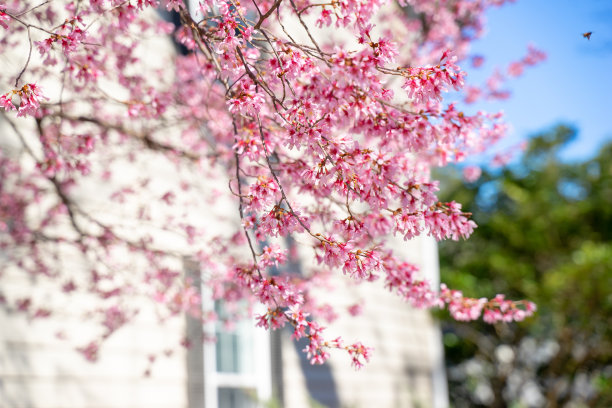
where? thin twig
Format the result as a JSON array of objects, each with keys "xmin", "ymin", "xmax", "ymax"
[{"xmin": 254, "ymin": 0, "xmax": 283, "ymax": 30}]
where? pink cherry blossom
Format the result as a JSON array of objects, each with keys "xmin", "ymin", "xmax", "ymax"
[
  {"xmin": 0, "ymin": 7, "xmax": 9, "ymax": 29},
  {"xmin": 463, "ymin": 165, "xmax": 482, "ymax": 182},
  {"xmin": 0, "ymin": 0, "xmax": 538, "ymax": 370}
]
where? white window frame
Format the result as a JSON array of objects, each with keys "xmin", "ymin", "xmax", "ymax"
[{"xmin": 201, "ymin": 284, "xmax": 272, "ymax": 408}]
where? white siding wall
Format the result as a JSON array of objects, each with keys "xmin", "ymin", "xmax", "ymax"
[
  {"xmin": 0, "ymin": 284, "xmax": 188, "ymax": 408},
  {"xmin": 280, "ymin": 237, "xmax": 447, "ymax": 408},
  {"xmin": 0, "ymin": 4, "xmax": 448, "ymax": 408},
  {"xmin": 0, "ymin": 9, "xmax": 192, "ymax": 407}
]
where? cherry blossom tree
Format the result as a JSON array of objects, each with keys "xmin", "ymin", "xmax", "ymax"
[{"xmin": 0, "ymin": 0, "xmax": 538, "ymax": 369}]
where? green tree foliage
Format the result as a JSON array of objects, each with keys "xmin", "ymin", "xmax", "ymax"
[{"xmin": 438, "ymin": 125, "xmax": 612, "ymax": 407}]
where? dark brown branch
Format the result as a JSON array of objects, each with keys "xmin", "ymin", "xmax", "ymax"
[{"xmin": 254, "ymin": 0, "xmax": 283, "ymax": 30}]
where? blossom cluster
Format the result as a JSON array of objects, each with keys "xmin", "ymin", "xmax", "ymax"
[
  {"xmin": 0, "ymin": 83, "xmax": 45, "ymax": 117},
  {"xmin": 464, "ymin": 44, "xmax": 547, "ymax": 104},
  {"xmin": 0, "ymin": 0, "xmax": 537, "ymax": 368},
  {"xmin": 440, "ymin": 284, "xmax": 537, "ymax": 323}
]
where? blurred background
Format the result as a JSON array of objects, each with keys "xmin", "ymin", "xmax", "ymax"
[
  {"xmin": 461, "ymin": 0, "xmax": 612, "ymax": 162},
  {"xmin": 436, "ymin": 1, "xmax": 612, "ymax": 406}
]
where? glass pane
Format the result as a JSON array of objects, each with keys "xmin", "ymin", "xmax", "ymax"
[
  {"xmin": 215, "ymin": 301, "xmax": 255, "ymax": 374},
  {"xmin": 217, "ymin": 387, "xmax": 257, "ymax": 408}
]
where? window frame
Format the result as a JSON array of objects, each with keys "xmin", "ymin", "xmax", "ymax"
[{"xmin": 201, "ymin": 283, "xmax": 272, "ymax": 408}]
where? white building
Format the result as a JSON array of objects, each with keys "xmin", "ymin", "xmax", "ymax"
[
  {"xmin": 0, "ymin": 236, "xmax": 447, "ymax": 408},
  {"xmin": 0, "ymin": 4, "xmax": 448, "ymax": 408}
]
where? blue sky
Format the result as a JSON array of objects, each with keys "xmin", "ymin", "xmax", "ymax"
[{"xmin": 461, "ymin": 0, "xmax": 612, "ymax": 162}]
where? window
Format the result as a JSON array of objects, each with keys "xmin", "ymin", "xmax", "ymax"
[
  {"xmin": 185, "ymin": 258, "xmax": 272, "ymax": 408},
  {"xmin": 202, "ymin": 299, "xmax": 272, "ymax": 408}
]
